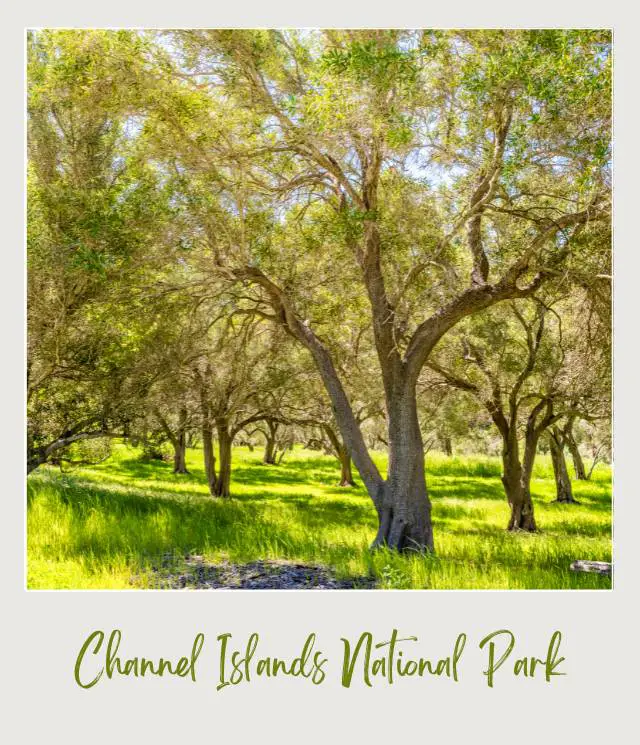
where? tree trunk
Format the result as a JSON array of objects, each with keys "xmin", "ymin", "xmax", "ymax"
[
  {"xmin": 172, "ymin": 440, "xmax": 188, "ymax": 474},
  {"xmin": 439, "ymin": 434, "xmax": 453, "ymax": 456},
  {"xmin": 214, "ymin": 419, "xmax": 232, "ymax": 498},
  {"xmin": 498, "ymin": 434, "xmax": 535, "ymax": 531},
  {"xmin": 202, "ymin": 421, "xmax": 217, "ymax": 496},
  {"xmin": 263, "ymin": 437, "xmax": 276, "ymax": 464},
  {"xmin": 323, "ymin": 423, "xmax": 357, "ymax": 487},
  {"xmin": 338, "ymin": 448, "xmax": 356, "ymax": 487},
  {"xmin": 507, "ymin": 432, "xmax": 538, "ymax": 531},
  {"xmin": 199, "ymin": 377, "xmax": 216, "ymax": 495},
  {"xmin": 566, "ymin": 431, "xmax": 587, "ymax": 480},
  {"xmin": 549, "ymin": 428, "xmax": 577, "ymax": 503},
  {"xmin": 262, "ymin": 420, "xmax": 279, "ymax": 465},
  {"xmin": 372, "ymin": 390, "xmax": 434, "ymax": 552},
  {"xmin": 172, "ymin": 407, "xmax": 190, "ymax": 474}
]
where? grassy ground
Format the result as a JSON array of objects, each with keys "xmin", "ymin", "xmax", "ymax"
[{"xmin": 27, "ymin": 443, "xmax": 612, "ymax": 590}]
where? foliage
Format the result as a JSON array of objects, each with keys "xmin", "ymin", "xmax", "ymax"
[{"xmin": 27, "ymin": 29, "xmax": 612, "ymax": 559}]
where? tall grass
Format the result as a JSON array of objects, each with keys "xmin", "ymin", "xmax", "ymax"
[{"xmin": 27, "ymin": 443, "xmax": 612, "ymax": 590}]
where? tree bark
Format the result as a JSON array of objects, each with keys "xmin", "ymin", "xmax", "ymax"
[
  {"xmin": 172, "ymin": 407, "xmax": 190, "ymax": 474},
  {"xmin": 338, "ymin": 449, "xmax": 355, "ymax": 487},
  {"xmin": 372, "ymin": 389, "xmax": 434, "ymax": 551},
  {"xmin": 565, "ymin": 429, "xmax": 587, "ymax": 480},
  {"xmin": 507, "ymin": 431, "xmax": 538, "ymax": 531},
  {"xmin": 262, "ymin": 419, "xmax": 279, "ymax": 465},
  {"xmin": 27, "ymin": 429, "xmax": 119, "ymax": 474},
  {"xmin": 549, "ymin": 428, "xmax": 577, "ymax": 503},
  {"xmin": 198, "ymin": 372, "xmax": 217, "ymax": 495},
  {"xmin": 496, "ymin": 430, "xmax": 535, "ymax": 531},
  {"xmin": 172, "ymin": 440, "xmax": 188, "ymax": 474},
  {"xmin": 214, "ymin": 418, "xmax": 232, "ymax": 498},
  {"xmin": 202, "ymin": 422, "xmax": 217, "ymax": 496},
  {"xmin": 439, "ymin": 434, "xmax": 453, "ymax": 456},
  {"xmin": 322, "ymin": 423, "xmax": 357, "ymax": 487}
]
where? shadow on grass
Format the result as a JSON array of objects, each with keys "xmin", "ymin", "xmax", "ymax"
[
  {"xmin": 431, "ymin": 477, "xmax": 504, "ymax": 502},
  {"xmin": 28, "ymin": 446, "xmax": 612, "ymax": 589},
  {"xmin": 27, "ymin": 472, "xmax": 377, "ymax": 572},
  {"xmin": 87, "ymin": 453, "xmax": 351, "ymax": 491}
]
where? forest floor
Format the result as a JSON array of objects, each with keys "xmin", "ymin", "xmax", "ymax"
[{"xmin": 27, "ymin": 443, "xmax": 612, "ymax": 590}]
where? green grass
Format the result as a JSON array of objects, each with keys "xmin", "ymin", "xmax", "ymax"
[{"xmin": 27, "ymin": 443, "xmax": 612, "ymax": 590}]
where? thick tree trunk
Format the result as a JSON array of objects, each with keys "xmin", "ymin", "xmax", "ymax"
[
  {"xmin": 254, "ymin": 268, "xmax": 433, "ymax": 550},
  {"xmin": 214, "ymin": 419, "xmax": 232, "ymax": 498},
  {"xmin": 263, "ymin": 437, "xmax": 276, "ymax": 464},
  {"xmin": 372, "ymin": 390, "xmax": 433, "ymax": 552},
  {"xmin": 499, "ymin": 436, "xmax": 536, "ymax": 531},
  {"xmin": 262, "ymin": 421, "xmax": 279, "ymax": 465},
  {"xmin": 506, "ymin": 433, "xmax": 537, "ymax": 531},
  {"xmin": 338, "ymin": 448, "xmax": 355, "ymax": 487},
  {"xmin": 172, "ymin": 440, "xmax": 188, "ymax": 474},
  {"xmin": 549, "ymin": 428, "xmax": 577, "ymax": 503},
  {"xmin": 202, "ymin": 422, "xmax": 217, "ymax": 496}
]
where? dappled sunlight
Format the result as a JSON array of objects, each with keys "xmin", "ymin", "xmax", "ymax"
[{"xmin": 28, "ymin": 444, "xmax": 611, "ymax": 590}]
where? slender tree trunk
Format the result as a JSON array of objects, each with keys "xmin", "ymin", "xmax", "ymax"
[
  {"xmin": 172, "ymin": 407, "xmax": 189, "ymax": 474},
  {"xmin": 157, "ymin": 406, "xmax": 189, "ymax": 475},
  {"xmin": 198, "ymin": 375, "xmax": 216, "ymax": 495},
  {"xmin": 439, "ymin": 434, "xmax": 453, "ymax": 456},
  {"xmin": 202, "ymin": 421, "xmax": 217, "ymax": 496},
  {"xmin": 566, "ymin": 431, "xmax": 587, "ymax": 480},
  {"xmin": 372, "ymin": 388, "xmax": 433, "ymax": 552},
  {"xmin": 549, "ymin": 428, "xmax": 577, "ymax": 503},
  {"xmin": 214, "ymin": 419, "xmax": 232, "ymax": 498},
  {"xmin": 322, "ymin": 423, "xmax": 357, "ymax": 487},
  {"xmin": 338, "ymin": 448, "xmax": 355, "ymax": 487}
]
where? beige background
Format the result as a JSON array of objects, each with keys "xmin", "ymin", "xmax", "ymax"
[{"xmin": 4, "ymin": 2, "xmax": 637, "ymax": 742}]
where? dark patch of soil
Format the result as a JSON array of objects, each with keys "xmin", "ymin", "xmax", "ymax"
[{"xmin": 136, "ymin": 554, "xmax": 376, "ymax": 589}]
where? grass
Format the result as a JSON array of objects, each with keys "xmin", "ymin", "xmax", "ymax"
[{"xmin": 26, "ymin": 443, "xmax": 612, "ymax": 590}]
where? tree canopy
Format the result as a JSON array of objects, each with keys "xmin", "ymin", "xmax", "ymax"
[{"xmin": 27, "ymin": 29, "xmax": 611, "ymax": 551}]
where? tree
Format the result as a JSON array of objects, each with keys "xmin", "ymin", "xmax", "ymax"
[
  {"xmin": 560, "ymin": 416, "xmax": 587, "ymax": 480},
  {"xmin": 142, "ymin": 29, "xmax": 612, "ymax": 550},
  {"xmin": 27, "ymin": 30, "xmax": 171, "ymax": 472},
  {"xmin": 247, "ymin": 336, "xmax": 309, "ymax": 466},
  {"xmin": 257, "ymin": 335, "xmax": 384, "ymax": 486},
  {"xmin": 547, "ymin": 426, "xmax": 577, "ymax": 503},
  {"xmin": 192, "ymin": 315, "xmax": 274, "ymax": 497},
  {"xmin": 428, "ymin": 302, "xmax": 555, "ymax": 529},
  {"xmin": 152, "ymin": 400, "xmax": 193, "ymax": 474},
  {"xmin": 28, "ymin": 30, "xmax": 611, "ymax": 553}
]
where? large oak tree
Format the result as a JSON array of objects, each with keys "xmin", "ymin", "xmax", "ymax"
[{"xmin": 144, "ymin": 29, "xmax": 612, "ymax": 551}]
